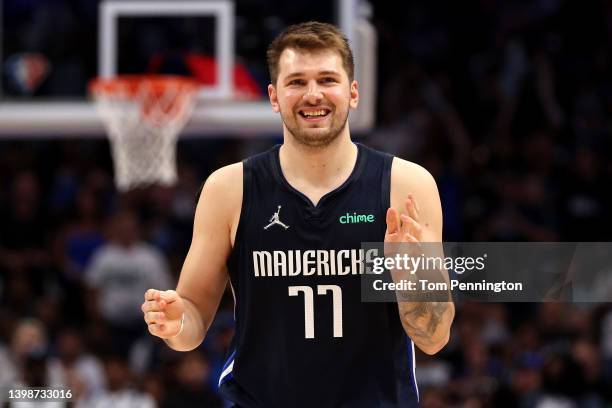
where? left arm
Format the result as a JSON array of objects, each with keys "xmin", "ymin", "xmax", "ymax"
[{"xmin": 387, "ymin": 158, "xmax": 455, "ymax": 355}]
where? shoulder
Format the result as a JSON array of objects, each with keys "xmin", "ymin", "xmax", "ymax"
[
  {"xmin": 390, "ymin": 157, "xmax": 443, "ymax": 240},
  {"xmin": 390, "ymin": 157, "xmax": 438, "ymax": 194},
  {"xmin": 194, "ymin": 162, "xmax": 244, "ymax": 238},
  {"xmin": 390, "ymin": 157, "xmax": 441, "ymax": 213},
  {"xmin": 197, "ymin": 162, "xmax": 243, "ymax": 208},
  {"xmin": 202, "ymin": 162, "xmax": 243, "ymax": 193}
]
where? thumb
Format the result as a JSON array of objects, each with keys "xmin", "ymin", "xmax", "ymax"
[{"xmin": 386, "ymin": 207, "xmax": 400, "ymax": 235}]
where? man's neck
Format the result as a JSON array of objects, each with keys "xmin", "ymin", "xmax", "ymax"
[{"xmin": 278, "ymin": 131, "xmax": 358, "ymax": 203}]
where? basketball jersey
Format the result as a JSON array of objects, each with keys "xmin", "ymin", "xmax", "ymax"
[{"xmin": 219, "ymin": 143, "xmax": 419, "ymax": 408}]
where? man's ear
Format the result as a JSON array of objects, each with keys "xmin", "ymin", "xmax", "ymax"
[
  {"xmin": 349, "ymin": 80, "xmax": 359, "ymax": 109},
  {"xmin": 268, "ymin": 84, "xmax": 280, "ymax": 113}
]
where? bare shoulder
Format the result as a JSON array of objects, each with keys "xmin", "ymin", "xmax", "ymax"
[
  {"xmin": 198, "ymin": 162, "xmax": 243, "ymax": 207},
  {"xmin": 390, "ymin": 157, "xmax": 443, "ymax": 238},
  {"xmin": 196, "ymin": 162, "xmax": 243, "ymax": 241},
  {"xmin": 201, "ymin": 162, "xmax": 243, "ymax": 193},
  {"xmin": 390, "ymin": 157, "xmax": 438, "ymax": 198}
]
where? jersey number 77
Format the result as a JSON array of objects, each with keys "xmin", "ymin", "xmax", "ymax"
[{"xmin": 288, "ymin": 285, "xmax": 343, "ymax": 339}]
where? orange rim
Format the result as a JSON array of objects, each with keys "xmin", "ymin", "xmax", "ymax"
[
  {"xmin": 90, "ymin": 75, "xmax": 199, "ymax": 120},
  {"xmin": 89, "ymin": 75, "xmax": 199, "ymax": 98}
]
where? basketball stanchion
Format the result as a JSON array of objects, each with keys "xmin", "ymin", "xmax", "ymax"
[{"xmin": 90, "ymin": 75, "xmax": 198, "ymax": 191}]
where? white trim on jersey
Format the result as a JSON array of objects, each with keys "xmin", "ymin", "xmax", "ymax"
[
  {"xmin": 411, "ymin": 341, "xmax": 419, "ymax": 401},
  {"xmin": 229, "ymin": 280, "xmax": 237, "ymax": 321},
  {"xmin": 218, "ymin": 359, "xmax": 235, "ymax": 387}
]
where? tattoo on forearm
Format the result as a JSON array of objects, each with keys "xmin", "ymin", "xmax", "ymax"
[{"xmin": 401, "ymin": 301, "xmax": 449, "ymax": 342}]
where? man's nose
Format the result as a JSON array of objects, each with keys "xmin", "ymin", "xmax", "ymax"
[{"xmin": 303, "ymin": 81, "xmax": 323, "ymax": 104}]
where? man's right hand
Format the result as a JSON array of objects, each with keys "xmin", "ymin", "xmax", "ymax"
[{"xmin": 142, "ymin": 289, "xmax": 185, "ymax": 339}]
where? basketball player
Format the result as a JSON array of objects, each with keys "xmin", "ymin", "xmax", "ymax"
[{"xmin": 142, "ymin": 22, "xmax": 454, "ymax": 407}]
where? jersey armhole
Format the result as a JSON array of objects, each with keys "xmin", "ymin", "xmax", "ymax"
[
  {"xmin": 231, "ymin": 158, "xmax": 252, "ymax": 251},
  {"xmin": 380, "ymin": 154, "xmax": 393, "ymax": 220}
]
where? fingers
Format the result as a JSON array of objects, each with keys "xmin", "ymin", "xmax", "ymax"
[
  {"xmin": 144, "ymin": 289, "xmax": 160, "ymax": 301},
  {"xmin": 143, "ymin": 289, "xmax": 179, "ymax": 313},
  {"xmin": 147, "ymin": 322, "xmax": 171, "ymax": 338},
  {"xmin": 143, "ymin": 311, "xmax": 166, "ymax": 325},
  {"xmin": 141, "ymin": 299, "xmax": 166, "ymax": 314},
  {"xmin": 143, "ymin": 307, "xmax": 181, "ymax": 339},
  {"xmin": 405, "ymin": 194, "xmax": 420, "ymax": 222},
  {"xmin": 142, "ymin": 289, "xmax": 168, "ymax": 314},
  {"xmin": 386, "ymin": 194, "xmax": 423, "ymax": 244},
  {"xmin": 143, "ymin": 289, "xmax": 183, "ymax": 339},
  {"xmin": 402, "ymin": 232, "xmax": 420, "ymax": 242},
  {"xmin": 142, "ymin": 290, "xmax": 175, "ymax": 325},
  {"xmin": 400, "ymin": 213, "xmax": 422, "ymax": 239},
  {"xmin": 159, "ymin": 289, "xmax": 180, "ymax": 303},
  {"xmin": 145, "ymin": 289, "xmax": 179, "ymax": 302},
  {"xmin": 146, "ymin": 317, "xmax": 182, "ymax": 339},
  {"xmin": 386, "ymin": 207, "xmax": 400, "ymax": 235}
]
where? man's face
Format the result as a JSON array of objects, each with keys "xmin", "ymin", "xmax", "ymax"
[{"xmin": 268, "ymin": 48, "xmax": 359, "ymax": 147}]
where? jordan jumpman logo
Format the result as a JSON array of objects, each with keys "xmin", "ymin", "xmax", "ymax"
[{"xmin": 264, "ymin": 205, "xmax": 290, "ymax": 230}]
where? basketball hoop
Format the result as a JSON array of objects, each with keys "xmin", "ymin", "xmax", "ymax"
[{"xmin": 90, "ymin": 75, "xmax": 198, "ymax": 191}]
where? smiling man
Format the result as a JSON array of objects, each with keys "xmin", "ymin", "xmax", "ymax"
[{"xmin": 142, "ymin": 21, "xmax": 454, "ymax": 407}]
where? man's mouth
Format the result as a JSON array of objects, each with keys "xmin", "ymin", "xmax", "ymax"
[{"xmin": 298, "ymin": 108, "xmax": 331, "ymax": 120}]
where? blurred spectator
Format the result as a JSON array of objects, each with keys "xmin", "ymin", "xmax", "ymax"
[
  {"xmin": 536, "ymin": 351, "xmax": 583, "ymax": 407},
  {"xmin": 78, "ymin": 355, "xmax": 155, "ymax": 408},
  {"xmin": 0, "ymin": 318, "xmax": 62, "ymax": 389},
  {"xmin": 48, "ymin": 327, "xmax": 106, "ymax": 403},
  {"xmin": 559, "ymin": 147, "xmax": 609, "ymax": 240},
  {"xmin": 54, "ymin": 187, "xmax": 106, "ymax": 283},
  {"xmin": 161, "ymin": 351, "xmax": 222, "ymax": 408},
  {"xmin": 84, "ymin": 210, "xmax": 173, "ymax": 355},
  {"xmin": 51, "ymin": 186, "xmax": 107, "ymax": 324},
  {"xmin": 0, "ymin": 172, "xmax": 53, "ymax": 305},
  {"xmin": 572, "ymin": 339, "xmax": 606, "ymax": 406}
]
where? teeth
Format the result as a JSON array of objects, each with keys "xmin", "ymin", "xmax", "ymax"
[{"xmin": 302, "ymin": 110, "xmax": 327, "ymax": 117}]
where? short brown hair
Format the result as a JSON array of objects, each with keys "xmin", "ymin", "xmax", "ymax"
[{"xmin": 266, "ymin": 21, "xmax": 355, "ymax": 85}]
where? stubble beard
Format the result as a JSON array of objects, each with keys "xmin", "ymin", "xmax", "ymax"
[{"xmin": 281, "ymin": 107, "xmax": 349, "ymax": 148}]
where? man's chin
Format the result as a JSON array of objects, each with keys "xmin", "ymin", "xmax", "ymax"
[
  {"xmin": 293, "ymin": 130, "xmax": 340, "ymax": 147},
  {"xmin": 283, "ymin": 115, "xmax": 348, "ymax": 147},
  {"xmin": 301, "ymin": 127, "xmax": 329, "ymax": 136}
]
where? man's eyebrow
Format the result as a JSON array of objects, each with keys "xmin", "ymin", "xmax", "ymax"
[
  {"xmin": 318, "ymin": 70, "xmax": 341, "ymax": 76},
  {"xmin": 284, "ymin": 72, "xmax": 305, "ymax": 81},
  {"xmin": 283, "ymin": 70, "xmax": 342, "ymax": 81}
]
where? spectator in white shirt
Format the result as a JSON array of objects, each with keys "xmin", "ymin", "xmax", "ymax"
[{"xmin": 85, "ymin": 210, "xmax": 173, "ymax": 355}]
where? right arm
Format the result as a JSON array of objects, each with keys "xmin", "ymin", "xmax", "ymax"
[{"xmin": 142, "ymin": 163, "xmax": 243, "ymax": 351}]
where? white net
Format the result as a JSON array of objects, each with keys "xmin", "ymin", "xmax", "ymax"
[{"xmin": 91, "ymin": 76, "xmax": 198, "ymax": 191}]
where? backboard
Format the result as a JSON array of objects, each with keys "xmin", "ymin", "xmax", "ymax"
[{"xmin": 0, "ymin": 0, "xmax": 376, "ymax": 137}]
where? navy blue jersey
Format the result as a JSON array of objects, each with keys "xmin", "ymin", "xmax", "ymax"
[{"xmin": 219, "ymin": 143, "xmax": 419, "ymax": 407}]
